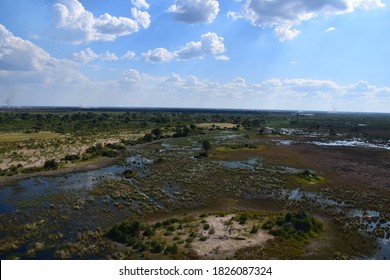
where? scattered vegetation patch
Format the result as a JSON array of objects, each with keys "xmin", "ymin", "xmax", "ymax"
[
  {"xmin": 262, "ymin": 211, "xmax": 323, "ymax": 240},
  {"xmin": 215, "ymin": 144, "xmax": 262, "ymax": 152},
  {"xmin": 105, "ymin": 211, "xmax": 322, "ymax": 259},
  {"xmin": 295, "ymin": 170, "xmax": 324, "ymax": 184}
]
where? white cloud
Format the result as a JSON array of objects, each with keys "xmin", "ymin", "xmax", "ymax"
[
  {"xmin": 2, "ymin": 37, "xmax": 390, "ymax": 112},
  {"xmin": 142, "ymin": 48, "xmax": 175, "ymax": 63},
  {"xmin": 131, "ymin": 0, "xmax": 150, "ymax": 10},
  {"xmin": 101, "ymin": 51, "xmax": 119, "ymax": 61},
  {"xmin": 0, "ymin": 24, "xmax": 52, "ymax": 71},
  {"xmin": 120, "ymin": 68, "xmax": 145, "ymax": 84},
  {"xmin": 72, "ymin": 48, "xmax": 119, "ymax": 63},
  {"xmin": 237, "ymin": 0, "xmax": 385, "ymax": 41},
  {"xmin": 0, "ymin": 23, "xmax": 87, "ymax": 92},
  {"xmin": 216, "ymin": 55, "xmax": 229, "ymax": 61},
  {"xmin": 164, "ymin": 73, "xmax": 184, "ymax": 85},
  {"xmin": 143, "ymin": 32, "xmax": 226, "ymax": 63},
  {"xmin": 51, "ymin": 0, "xmax": 150, "ymax": 43},
  {"xmin": 122, "ymin": 51, "xmax": 136, "ymax": 60},
  {"xmin": 176, "ymin": 32, "xmax": 226, "ymax": 59},
  {"xmin": 131, "ymin": 8, "xmax": 151, "ymax": 29},
  {"xmin": 325, "ymin": 27, "xmax": 336, "ymax": 32},
  {"xmin": 225, "ymin": 77, "xmax": 247, "ymax": 89},
  {"xmin": 0, "ymin": 23, "xmax": 81, "ymax": 77},
  {"xmin": 167, "ymin": 0, "xmax": 220, "ymax": 24},
  {"xmin": 71, "ymin": 48, "xmax": 98, "ymax": 63},
  {"xmin": 227, "ymin": 11, "xmax": 242, "ymax": 21}
]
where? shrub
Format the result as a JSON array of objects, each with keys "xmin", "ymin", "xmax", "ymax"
[
  {"xmin": 143, "ymin": 226, "xmax": 155, "ymax": 237},
  {"xmin": 150, "ymin": 240, "xmax": 165, "ymax": 253},
  {"xmin": 107, "ymin": 220, "xmax": 142, "ymax": 246},
  {"xmin": 238, "ymin": 213, "xmax": 249, "ymax": 225},
  {"xmin": 262, "ymin": 220, "xmax": 274, "ymax": 230},
  {"xmin": 164, "ymin": 243, "xmax": 179, "ymax": 255},
  {"xmin": 122, "ymin": 170, "xmax": 134, "ymax": 179},
  {"xmin": 265, "ymin": 211, "xmax": 323, "ymax": 240},
  {"xmin": 43, "ymin": 159, "xmax": 59, "ymax": 170},
  {"xmin": 250, "ymin": 225, "xmax": 258, "ymax": 234},
  {"xmin": 199, "ymin": 236, "xmax": 208, "ymax": 242},
  {"xmin": 63, "ymin": 154, "xmax": 80, "ymax": 161}
]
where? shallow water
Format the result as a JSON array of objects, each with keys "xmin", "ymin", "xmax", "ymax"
[
  {"xmin": 310, "ymin": 138, "xmax": 390, "ymax": 150},
  {"xmin": 0, "ymin": 203, "xmax": 14, "ymax": 214},
  {"xmin": 274, "ymin": 137, "xmax": 390, "ymax": 150},
  {"xmin": 0, "ymin": 154, "xmax": 153, "ymax": 213}
]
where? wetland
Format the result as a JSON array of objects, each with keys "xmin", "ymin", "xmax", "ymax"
[{"xmin": 0, "ymin": 108, "xmax": 389, "ymax": 259}]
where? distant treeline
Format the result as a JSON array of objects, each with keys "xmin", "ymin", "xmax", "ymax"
[
  {"xmin": 1, "ymin": 109, "xmax": 389, "ymax": 138},
  {"xmin": 0, "ymin": 110, "xmax": 264, "ymax": 134}
]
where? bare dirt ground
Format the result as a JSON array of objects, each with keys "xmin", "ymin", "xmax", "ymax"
[{"xmin": 191, "ymin": 215, "xmax": 273, "ymax": 259}]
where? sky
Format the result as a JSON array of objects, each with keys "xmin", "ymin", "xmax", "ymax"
[{"xmin": 0, "ymin": 0, "xmax": 389, "ymax": 112}]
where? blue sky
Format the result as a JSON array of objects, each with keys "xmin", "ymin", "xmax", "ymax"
[{"xmin": 0, "ymin": 0, "xmax": 389, "ymax": 112}]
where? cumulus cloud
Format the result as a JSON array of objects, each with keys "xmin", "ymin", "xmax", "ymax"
[
  {"xmin": 0, "ymin": 23, "xmax": 87, "ymax": 91},
  {"xmin": 167, "ymin": 0, "xmax": 220, "ymax": 24},
  {"xmin": 122, "ymin": 51, "xmax": 136, "ymax": 60},
  {"xmin": 142, "ymin": 48, "xmax": 176, "ymax": 63},
  {"xmin": 71, "ymin": 48, "xmax": 98, "ymax": 63},
  {"xmin": 176, "ymin": 32, "xmax": 226, "ymax": 59},
  {"xmin": 0, "ymin": 24, "xmax": 52, "ymax": 72},
  {"xmin": 72, "ymin": 48, "xmax": 120, "ymax": 63},
  {"xmin": 236, "ymin": 0, "xmax": 385, "ymax": 41},
  {"xmin": 51, "ymin": 0, "xmax": 150, "ymax": 43},
  {"xmin": 227, "ymin": 11, "xmax": 243, "ymax": 21},
  {"xmin": 131, "ymin": 7, "xmax": 151, "ymax": 29},
  {"xmin": 131, "ymin": 0, "xmax": 150, "ymax": 10},
  {"xmin": 143, "ymin": 32, "xmax": 227, "ymax": 63}
]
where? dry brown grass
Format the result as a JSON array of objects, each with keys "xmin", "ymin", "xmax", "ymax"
[{"xmin": 197, "ymin": 123, "xmax": 237, "ymax": 129}]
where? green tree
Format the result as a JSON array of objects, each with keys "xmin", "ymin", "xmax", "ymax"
[
  {"xmin": 43, "ymin": 159, "xmax": 59, "ymax": 170},
  {"xmin": 201, "ymin": 139, "xmax": 212, "ymax": 156},
  {"xmin": 152, "ymin": 128, "xmax": 162, "ymax": 139}
]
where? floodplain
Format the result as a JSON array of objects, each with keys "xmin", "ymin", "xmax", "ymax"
[{"xmin": 0, "ymin": 108, "xmax": 389, "ymax": 260}]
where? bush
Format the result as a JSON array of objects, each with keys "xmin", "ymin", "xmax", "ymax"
[
  {"xmin": 43, "ymin": 159, "xmax": 59, "ymax": 170},
  {"xmin": 107, "ymin": 220, "xmax": 142, "ymax": 246},
  {"xmin": 105, "ymin": 143, "xmax": 125, "ymax": 150},
  {"xmin": 122, "ymin": 170, "xmax": 134, "ymax": 179},
  {"xmin": 238, "ymin": 213, "xmax": 249, "ymax": 225},
  {"xmin": 63, "ymin": 154, "xmax": 80, "ymax": 161},
  {"xmin": 164, "ymin": 243, "xmax": 179, "ymax": 255},
  {"xmin": 250, "ymin": 225, "xmax": 258, "ymax": 234},
  {"xmin": 265, "ymin": 211, "xmax": 323, "ymax": 240},
  {"xmin": 150, "ymin": 240, "xmax": 165, "ymax": 253},
  {"xmin": 199, "ymin": 236, "xmax": 208, "ymax": 242},
  {"xmin": 143, "ymin": 226, "xmax": 155, "ymax": 237}
]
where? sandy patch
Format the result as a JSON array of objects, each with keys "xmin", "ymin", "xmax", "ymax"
[{"xmin": 191, "ymin": 215, "xmax": 273, "ymax": 259}]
